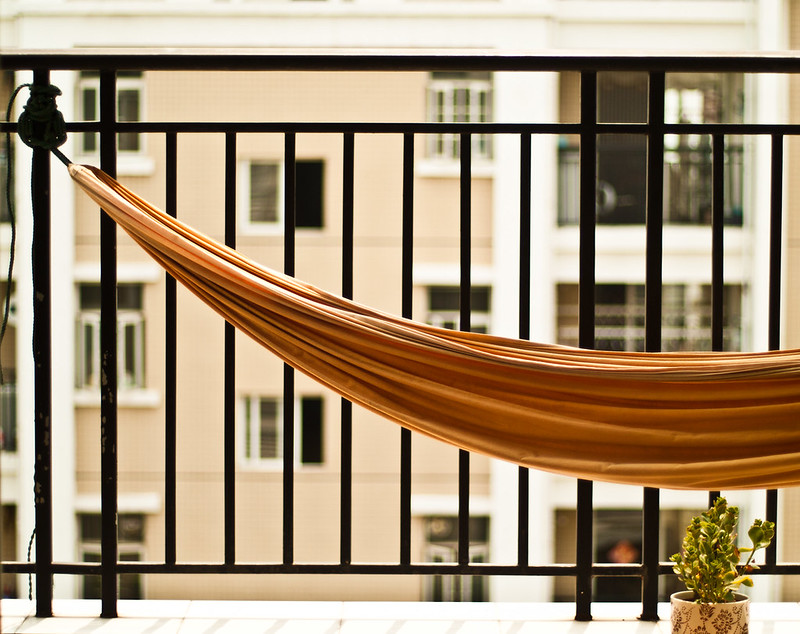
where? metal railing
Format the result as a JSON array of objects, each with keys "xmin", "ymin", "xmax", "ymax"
[{"xmin": 0, "ymin": 50, "xmax": 799, "ymax": 622}]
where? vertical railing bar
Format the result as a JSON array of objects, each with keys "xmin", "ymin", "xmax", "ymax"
[
  {"xmin": 765, "ymin": 490, "xmax": 778, "ymax": 567},
  {"xmin": 641, "ymin": 70, "xmax": 666, "ymax": 623},
  {"xmin": 575, "ymin": 70, "xmax": 597, "ymax": 622},
  {"xmin": 282, "ymin": 132, "xmax": 296, "ymax": 565},
  {"xmin": 711, "ymin": 133, "xmax": 725, "ymax": 352},
  {"xmin": 30, "ymin": 68, "xmax": 54, "ymax": 618},
  {"xmin": 518, "ymin": 133, "xmax": 532, "ymax": 567},
  {"xmin": 340, "ymin": 132, "xmax": 355, "ymax": 566},
  {"xmin": 645, "ymin": 72, "xmax": 665, "ymax": 354},
  {"xmin": 99, "ymin": 68, "xmax": 119, "ymax": 619},
  {"xmin": 164, "ymin": 131, "xmax": 178, "ymax": 567},
  {"xmin": 768, "ymin": 134, "xmax": 783, "ymax": 353},
  {"xmin": 765, "ymin": 133, "xmax": 784, "ymax": 567},
  {"xmin": 458, "ymin": 132, "xmax": 471, "ymax": 568},
  {"xmin": 223, "ymin": 133, "xmax": 237, "ymax": 567},
  {"xmin": 400, "ymin": 133, "xmax": 414, "ymax": 566}
]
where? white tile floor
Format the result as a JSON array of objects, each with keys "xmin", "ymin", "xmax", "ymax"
[{"xmin": 2, "ymin": 600, "xmax": 799, "ymax": 633}]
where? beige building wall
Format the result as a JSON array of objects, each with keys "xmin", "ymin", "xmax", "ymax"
[{"xmin": 72, "ymin": 70, "xmax": 492, "ymax": 600}]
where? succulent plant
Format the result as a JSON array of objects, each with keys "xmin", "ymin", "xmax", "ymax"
[{"xmin": 670, "ymin": 497, "xmax": 775, "ymax": 604}]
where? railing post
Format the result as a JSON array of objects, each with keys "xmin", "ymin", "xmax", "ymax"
[
  {"xmin": 518, "ymin": 133, "xmax": 532, "ymax": 569},
  {"xmin": 575, "ymin": 70, "xmax": 597, "ymax": 622},
  {"xmin": 224, "ymin": 132, "xmax": 237, "ymax": 568},
  {"xmin": 31, "ymin": 68, "xmax": 54, "ymax": 618},
  {"xmin": 99, "ymin": 69, "xmax": 119, "ymax": 619},
  {"xmin": 458, "ymin": 132, "xmax": 471, "ymax": 568},
  {"xmin": 282, "ymin": 132, "xmax": 296, "ymax": 566},
  {"xmin": 399, "ymin": 133, "xmax": 414, "ymax": 566},
  {"xmin": 641, "ymin": 70, "xmax": 666, "ymax": 622},
  {"xmin": 765, "ymin": 133, "xmax": 784, "ymax": 568},
  {"xmin": 164, "ymin": 132, "xmax": 178, "ymax": 567},
  {"xmin": 341, "ymin": 132, "xmax": 355, "ymax": 567}
]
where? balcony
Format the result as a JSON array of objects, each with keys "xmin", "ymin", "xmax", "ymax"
[
  {"xmin": 0, "ymin": 50, "xmax": 799, "ymax": 632},
  {"xmin": 557, "ymin": 143, "xmax": 745, "ymax": 226}
]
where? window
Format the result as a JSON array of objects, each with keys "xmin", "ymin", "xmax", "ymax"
[
  {"xmin": 240, "ymin": 395, "xmax": 324, "ymax": 467},
  {"xmin": 663, "ymin": 74, "xmax": 744, "ymax": 226},
  {"xmin": 426, "ymin": 286, "xmax": 491, "ymax": 334},
  {"xmin": 76, "ymin": 283, "xmax": 145, "ymax": 390},
  {"xmin": 556, "ymin": 283, "xmax": 742, "ymax": 352},
  {"xmin": 553, "ymin": 507, "xmax": 703, "ymax": 602},
  {"xmin": 79, "ymin": 513, "xmax": 144, "ymax": 599},
  {"xmin": 0, "ymin": 384, "xmax": 16, "ymax": 453},
  {"xmin": 240, "ymin": 159, "xmax": 324, "ymax": 230},
  {"xmin": 78, "ymin": 71, "xmax": 144, "ymax": 155},
  {"xmin": 0, "ymin": 134, "xmax": 11, "ymax": 223},
  {"xmin": 557, "ymin": 72, "xmax": 744, "ymax": 226},
  {"xmin": 427, "ymin": 72, "xmax": 492, "ymax": 161},
  {"xmin": 2, "ymin": 505, "xmax": 17, "ymax": 598},
  {"xmin": 423, "ymin": 516, "xmax": 489, "ymax": 602}
]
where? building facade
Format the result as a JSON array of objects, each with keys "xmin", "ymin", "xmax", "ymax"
[{"xmin": 1, "ymin": 0, "xmax": 798, "ymax": 603}]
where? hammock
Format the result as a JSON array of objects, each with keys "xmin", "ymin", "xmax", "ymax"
[{"xmin": 67, "ymin": 163, "xmax": 800, "ymax": 491}]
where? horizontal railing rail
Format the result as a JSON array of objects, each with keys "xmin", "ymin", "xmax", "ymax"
[{"xmin": 0, "ymin": 50, "xmax": 798, "ymax": 622}]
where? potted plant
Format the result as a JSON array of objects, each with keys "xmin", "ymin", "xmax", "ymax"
[{"xmin": 669, "ymin": 496, "xmax": 775, "ymax": 633}]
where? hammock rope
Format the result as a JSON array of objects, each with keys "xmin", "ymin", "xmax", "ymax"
[{"xmin": 64, "ymin": 162, "xmax": 800, "ymax": 491}]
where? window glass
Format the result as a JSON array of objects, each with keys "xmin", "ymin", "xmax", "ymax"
[
  {"xmin": 424, "ymin": 516, "xmax": 489, "ymax": 601},
  {"xmin": 427, "ymin": 286, "xmax": 491, "ymax": 333},
  {"xmin": 0, "ymin": 135, "xmax": 11, "ymax": 223},
  {"xmin": 78, "ymin": 71, "xmax": 144, "ymax": 155},
  {"xmin": 242, "ymin": 395, "xmax": 324, "ymax": 466},
  {"xmin": 427, "ymin": 72, "xmax": 492, "ymax": 160},
  {"xmin": 79, "ymin": 511, "xmax": 145, "ymax": 599},
  {"xmin": 76, "ymin": 283, "xmax": 145, "ymax": 390},
  {"xmin": 557, "ymin": 73, "xmax": 744, "ymax": 226},
  {"xmin": 296, "ymin": 160, "xmax": 324, "ymax": 228},
  {"xmin": 250, "ymin": 162, "xmax": 280, "ymax": 223},
  {"xmin": 556, "ymin": 283, "xmax": 742, "ymax": 352},
  {"xmin": 258, "ymin": 398, "xmax": 280, "ymax": 460},
  {"xmin": 301, "ymin": 396, "xmax": 323, "ymax": 464},
  {"xmin": 244, "ymin": 160, "xmax": 324, "ymax": 229}
]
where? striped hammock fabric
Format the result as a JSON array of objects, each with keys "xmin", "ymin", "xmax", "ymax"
[{"xmin": 68, "ymin": 163, "xmax": 800, "ymax": 490}]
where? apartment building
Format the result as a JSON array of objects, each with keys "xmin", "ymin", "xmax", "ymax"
[{"xmin": 1, "ymin": 0, "xmax": 798, "ymax": 603}]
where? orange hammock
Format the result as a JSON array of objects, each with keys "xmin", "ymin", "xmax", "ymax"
[{"xmin": 68, "ymin": 163, "xmax": 800, "ymax": 491}]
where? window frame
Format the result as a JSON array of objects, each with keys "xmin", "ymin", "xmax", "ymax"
[
  {"xmin": 425, "ymin": 285, "xmax": 492, "ymax": 334},
  {"xmin": 75, "ymin": 283, "xmax": 146, "ymax": 392},
  {"xmin": 423, "ymin": 515, "xmax": 490, "ymax": 602},
  {"xmin": 78, "ymin": 512, "xmax": 145, "ymax": 600},
  {"xmin": 556, "ymin": 282, "xmax": 743, "ymax": 352},
  {"xmin": 238, "ymin": 158, "xmax": 325, "ymax": 234},
  {"xmin": 426, "ymin": 72, "xmax": 493, "ymax": 162},
  {"xmin": 76, "ymin": 71, "xmax": 154, "ymax": 175},
  {"xmin": 239, "ymin": 394, "xmax": 325, "ymax": 470}
]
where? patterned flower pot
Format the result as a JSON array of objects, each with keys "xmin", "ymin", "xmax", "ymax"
[{"xmin": 670, "ymin": 591, "xmax": 750, "ymax": 634}]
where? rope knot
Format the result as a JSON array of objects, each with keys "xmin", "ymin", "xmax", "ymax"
[{"xmin": 17, "ymin": 84, "xmax": 67, "ymax": 150}]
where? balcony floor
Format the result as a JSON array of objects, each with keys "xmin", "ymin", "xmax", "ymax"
[{"xmin": 2, "ymin": 600, "xmax": 800, "ymax": 633}]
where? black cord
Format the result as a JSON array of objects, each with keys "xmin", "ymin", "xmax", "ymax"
[
  {"xmin": 0, "ymin": 84, "xmax": 27, "ymax": 387},
  {"xmin": 3, "ymin": 82, "xmax": 71, "ymax": 601}
]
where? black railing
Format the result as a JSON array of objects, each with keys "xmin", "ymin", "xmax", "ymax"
[{"xmin": 0, "ymin": 50, "xmax": 798, "ymax": 622}]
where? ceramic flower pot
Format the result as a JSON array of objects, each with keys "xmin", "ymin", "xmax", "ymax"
[{"xmin": 670, "ymin": 591, "xmax": 750, "ymax": 634}]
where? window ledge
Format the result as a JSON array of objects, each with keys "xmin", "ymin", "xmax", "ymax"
[
  {"xmin": 417, "ymin": 159, "xmax": 494, "ymax": 179},
  {"xmin": 74, "ymin": 388, "xmax": 160, "ymax": 409},
  {"xmin": 2, "ymin": 600, "xmax": 798, "ymax": 633},
  {"xmin": 73, "ymin": 154, "xmax": 155, "ymax": 177}
]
